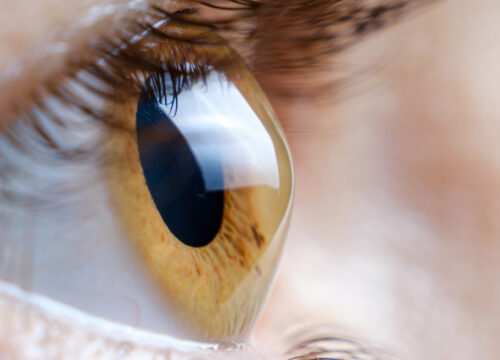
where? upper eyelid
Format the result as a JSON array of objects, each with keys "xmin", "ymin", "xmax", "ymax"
[
  {"xmin": 0, "ymin": 6, "xmax": 229, "ymax": 216},
  {"xmin": 0, "ymin": 0, "xmax": 171, "ymax": 128},
  {"xmin": 0, "ymin": 6, "xmax": 238, "ymax": 202},
  {"xmin": 0, "ymin": 2, "xmax": 253, "ymax": 134},
  {"xmin": 0, "ymin": 0, "xmax": 432, "ymax": 125}
]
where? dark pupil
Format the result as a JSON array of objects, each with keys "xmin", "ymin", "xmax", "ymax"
[{"xmin": 136, "ymin": 94, "xmax": 224, "ymax": 247}]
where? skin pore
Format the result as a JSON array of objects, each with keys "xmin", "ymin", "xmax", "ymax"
[{"xmin": 2, "ymin": 0, "xmax": 500, "ymax": 359}]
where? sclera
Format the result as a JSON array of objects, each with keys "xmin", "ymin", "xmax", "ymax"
[{"xmin": 108, "ymin": 57, "xmax": 293, "ymax": 342}]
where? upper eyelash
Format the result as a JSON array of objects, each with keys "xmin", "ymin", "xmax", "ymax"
[
  {"xmin": 3, "ymin": 7, "xmax": 236, "ymax": 144},
  {"xmin": 0, "ymin": 0, "xmax": 432, "ymax": 202},
  {"xmin": 0, "ymin": 5, "xmax": 242, "ymax": 204},
  {"xmin": 1, "ymin": 0, "xmax": 430, "ymax": 138}
]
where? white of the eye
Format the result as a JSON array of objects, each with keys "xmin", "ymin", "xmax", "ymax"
[
  {"xmin": 0, "ymin": 163, "xmax": 195, "ymax": 338},
  {"xmin": 0, "ymin": 69, "xmax": 186, "ymax": 336},
  {"xmin": 159, "ymin": 72, "xmax": 280, "ymax": 191}
]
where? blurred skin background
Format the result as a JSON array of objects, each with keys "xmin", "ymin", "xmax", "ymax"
[{"xmin": 1, "ymin": 0, "xmax": 500, "ymax": 359}]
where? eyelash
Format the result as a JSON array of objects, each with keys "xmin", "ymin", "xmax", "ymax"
[
  {"xmin": 2, "ymin": 0, "xmax": 422, "ymax": 140},
  {"xmin": 0, "ymin": 5, "xmax": 241, "ymax": 200},
  {"xmin": 0, "ymin": 0, "xmax": 426, "ymax": 204}
]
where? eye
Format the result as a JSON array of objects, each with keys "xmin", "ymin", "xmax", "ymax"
[
  {"xmin": 0, "ymin": 12, "xmax": 293, "ymax": 343},
  {"xmin": 108, "ymin": 64, "xmax": 293, "ymax": 340}
]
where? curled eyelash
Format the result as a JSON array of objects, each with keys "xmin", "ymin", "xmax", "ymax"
[
  {"xmin": 1, "ymin": 0, "xmax": 435, "ymax": 139},
  {"xmin": 1, "ymin": 0, "xmax": 434, "ymax": 155},
  {"xmin": 0, "ymin": 6, "xmax": 237, "ymax": 205}
]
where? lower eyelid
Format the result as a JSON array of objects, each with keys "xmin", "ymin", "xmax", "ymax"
[
  {"xmin": 0, "ymin": 280, "xmax": 260, "ymax": 360},
  {"xmin": 1, "ymin": 281, "xmax": 397, "ymax": 360}
]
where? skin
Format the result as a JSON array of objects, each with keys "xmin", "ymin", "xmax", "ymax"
[{"xmin": 2, "ymin": 0, "xmax": 500, "ymax": 359}]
